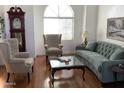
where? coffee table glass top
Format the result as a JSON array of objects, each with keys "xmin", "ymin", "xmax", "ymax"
[{"xmin": 49, "ymin": 56, "xmax": 84, "ymax": 68}]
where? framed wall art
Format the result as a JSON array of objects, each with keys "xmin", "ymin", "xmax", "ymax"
[{"xmin": 107, "ymin": 17, "xmax": 124, "ymax": 41}]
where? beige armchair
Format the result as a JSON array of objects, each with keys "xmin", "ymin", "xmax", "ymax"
[
  {"xmin": 43, "ymin": 34, "xmax": 63, "ymax": 64},
  {"xmin": 0, "ymin": 42, "xmax": 34, "ymax": 83},
  {"xmin": 4, "ymin": 38, "xmax": 29, "ymax": 58}
]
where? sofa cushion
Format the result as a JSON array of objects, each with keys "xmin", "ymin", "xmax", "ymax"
[{"xmin": 85, "ymin": 42, "xmax": 97, "ymax": 51}]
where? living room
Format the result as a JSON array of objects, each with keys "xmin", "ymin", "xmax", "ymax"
[{"xmin": 0, "ymin": 5, "xmax": 124, "ymax": 88}]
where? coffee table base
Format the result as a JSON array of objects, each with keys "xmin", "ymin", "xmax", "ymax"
[{"xmin": 49, "ymin": 67, "xmax": 85, "ymax": 88}]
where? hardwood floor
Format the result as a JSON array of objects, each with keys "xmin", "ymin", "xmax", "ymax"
[{"xmin": 0, "ymin": 55, "xmax": 103, "ymax": 88}]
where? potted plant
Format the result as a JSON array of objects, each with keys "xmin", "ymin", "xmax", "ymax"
[{"xmin": 0, "ymin": 16, "xmax": 5, "ymax": 39}]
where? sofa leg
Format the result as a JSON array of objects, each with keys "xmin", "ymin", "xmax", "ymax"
[
  {"xmin": 7, "ymin": 73, "xmax": 10, "ymax": 82},
  {"xmin": 101, "ymin": 83, "xmax": 110, "ymax": 88},
  {"xmin": 102, "ymin": 83, "xmax": 106, "ymax": 87}
]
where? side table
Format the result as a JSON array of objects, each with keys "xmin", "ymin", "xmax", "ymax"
[{"xmin": 112, "ymin": 64, "xmax": 124, "ymax": 81}]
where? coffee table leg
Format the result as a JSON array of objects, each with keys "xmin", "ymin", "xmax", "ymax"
[{"xmin": 51, "ymin": 69, "xmax": 56, "ymax": 87}]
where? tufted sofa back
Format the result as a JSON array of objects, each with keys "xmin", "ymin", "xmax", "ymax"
[{"xmin": 95, "ymin": 41, "xmax": 121, "ymax": 59}]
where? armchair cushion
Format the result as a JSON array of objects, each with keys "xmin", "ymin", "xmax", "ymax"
[{"xmin": 46, "ymin": 47, "xmax": 62, "ymax": 55}]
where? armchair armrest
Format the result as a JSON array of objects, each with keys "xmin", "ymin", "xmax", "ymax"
[
  {"xmin": 58, "ymin": 44, "xmax": 63, "ymax": 49},
  {"xmin": 10, "ymin": 58, "xmax": 25, "ymax": 63},
  {"xmin": 9, "ymin": 58, "xmax": 25, "ymax": 68},
  {"xmin": 8, "ymin": 58, "xmax": 32, "ymax": 73},
  {"xmin": 14, "ymin": 52, "xmax": 29, "ymax": 58},
  {"xmin": 10, "ymin": 58, "xmax": 32, "ymax": 67},
  {"xmin": 44, "ymin": 44, "xmax": 48, "ymax": 49}
]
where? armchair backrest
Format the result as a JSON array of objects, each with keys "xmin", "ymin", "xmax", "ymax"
[
  {"xmin": 43, "ymin": 34, "xmax": 62, "ymax": 47},
  {"xmin": 0, "ymin": 42, "xmax": 11, "ymax": 65},
  {"xmin": 4, "ymin": 38, "xmax": 19, "ymax": 57}
]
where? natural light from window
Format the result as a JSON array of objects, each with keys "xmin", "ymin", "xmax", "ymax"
[{"xmin": 44, "ymin": 5, "xmax": 74, "ymax": 40}]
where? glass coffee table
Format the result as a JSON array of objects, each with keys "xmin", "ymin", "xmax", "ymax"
[{"xmin": 49, "ymin": 56, "xmax": 85, "ymax": 87}]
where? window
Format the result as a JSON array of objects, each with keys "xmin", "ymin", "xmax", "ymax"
[{"xmin": 44, "ymin": 5, "xmax": 74, "ymax": 40}]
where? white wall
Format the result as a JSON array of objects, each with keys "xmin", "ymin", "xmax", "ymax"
[
  {"xmin": 22, "ymin": 5, "xmax": 35, "ymax": 57},
  {"xmin": 33, "ymin": 5, "xmax": 46, "ymax": 56},
  {"xmin": 64, "ymin": 5, "xmax": 84, "ymax": 54},
  {"xmin": 86, "ymin": 5, "xmax": 98, "ymax": 43},
  {"xmin": 97, "ymin": 5, "xmax": 124, "ymax": 47}
]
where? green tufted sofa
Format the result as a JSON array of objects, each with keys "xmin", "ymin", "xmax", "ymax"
[{"xmin": 76, "ymin": 41, "xmax": 124, "ymax": 83}]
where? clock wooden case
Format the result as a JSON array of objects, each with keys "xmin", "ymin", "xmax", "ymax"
[{"xmin": 7, "ymin": 7, "xmax": 26, "ymax": 52}]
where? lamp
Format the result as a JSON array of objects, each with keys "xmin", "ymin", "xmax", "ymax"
[{"xmin": 82, "ymin": 31, "xmax": 88, "ymax": 47}]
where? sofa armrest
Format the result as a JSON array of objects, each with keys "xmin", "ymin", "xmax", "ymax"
[{"xmin": 100, "ymin": 60, "xmax": 124, "ymax": 83}]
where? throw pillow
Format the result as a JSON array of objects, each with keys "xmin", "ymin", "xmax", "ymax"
[{"xmin": 85, "ymin": 42, "xmax": 97, "ymax": 51}]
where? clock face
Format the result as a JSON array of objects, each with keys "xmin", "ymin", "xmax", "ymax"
[{"xmin": 12, "ymin": 18, "xmax": 21, "ymax": 29}]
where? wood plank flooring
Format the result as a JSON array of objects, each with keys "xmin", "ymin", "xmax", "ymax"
[{"xmin": 0, "ymin": 55, "xmax": 103, "ymax": 88}]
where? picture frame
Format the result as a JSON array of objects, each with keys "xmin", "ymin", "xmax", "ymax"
[{"xmin": 107, "ymin": 17, "xmax": 124, "ymax": 41}]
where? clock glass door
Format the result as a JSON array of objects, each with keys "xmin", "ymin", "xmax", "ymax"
[{"xmin": 12, "ymin": 18, "xmax": 21, "ymax": 29}]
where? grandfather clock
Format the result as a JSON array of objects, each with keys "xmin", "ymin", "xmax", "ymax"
[{"xmin": 7, "ymin": 6, "xmax": 26, "ymax": 52}]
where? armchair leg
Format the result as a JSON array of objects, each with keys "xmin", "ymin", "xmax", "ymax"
[
  {"xmin": 46, "ymin": 55, "xmax": 48, "ymax": 65},
  {"xmin": 7, "ymin": 73, "xmax": 10, "ymax": 82},
  {"xmin": 27, "ymin": 72, "xmax": 30, "ymax": 83},
  {"xmin": 32, "ymin": 66, "xmax": 33, "ymax": 72}
]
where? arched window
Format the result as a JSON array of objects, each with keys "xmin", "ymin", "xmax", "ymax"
[{"xmin": 44, "ymin": 5, "xmax": 74, "ymax": 40}]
